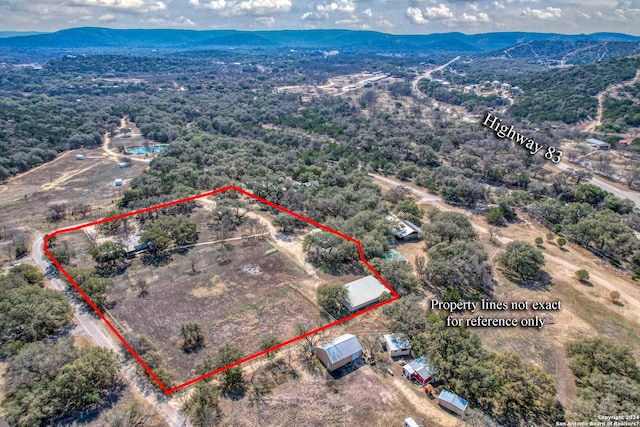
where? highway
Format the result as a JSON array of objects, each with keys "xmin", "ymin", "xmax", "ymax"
[
  {"xmin": 31, "ymin": 235, "xmax": 190, "ymax": 427},
  {"xmin": 555, "ymin": 162, "xmax": 640, "ymax": 208}
]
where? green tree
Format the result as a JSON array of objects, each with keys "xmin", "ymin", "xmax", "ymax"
[
  {"xmin": 180, "ymin": 322, "xmax": 204, "ymax": 351},
  {"xmin": 557, "ymin": 237, "xmax": 567, "ymax": 248},
  {"xmin": 259, "ymin": 335, "xmax": 281, "ymax": 360},
  {"xmin": 535, "ymin": 237, "xmax": 544, "ymax": 246},
  {"xmin": 53, "ymin": 347, "xmax": 120, "ymax": 411},
  {"xmin": 0, "ymin": 267, "xmax": 72, "ymax": 355},
  {"xmin": 497, "ymin": 241, "xmax": 546, "ymax": 281},
  {"xmin": 485, "ymin": 206, "xmax": 504, "ymax": 225},
  {"xmin": 574, "ymin": 183, "xmax": 608, "ymax": 206},
  {"xmin": 184, "ymin": 381, "xmax": 219, "ymax": 426},
  {"xmin": 213, "ymin": 343, "xmax": 244, "ymax": 392},
  {"xmin": 575, "ymin": 269, "xmax": 590, "ymax": 282},
  {"xmin": 394, "ymin": 198, "xmax": 425, "ymax": 223},
  {"xmin": 420, "ymin": 211, "xmax": 477, "ymax": 246},
  {"xmin": 90, "ymin": 240, "xmax": 125, "ymax": 271},
  {"xmin": 317, "ymin": 283, "xmax": 350, "ymax": 319},
  {"xmin": 272, "ymin": 213, "xmax": 299, "ymax": 233}
]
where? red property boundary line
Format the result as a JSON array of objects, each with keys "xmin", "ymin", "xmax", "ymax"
[{"xmin": 43, "ymin": 185, "xmax": 400, "ymax": 395}]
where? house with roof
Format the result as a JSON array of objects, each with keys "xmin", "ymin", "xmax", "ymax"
[
  {"xmin": 438, "ymin": 390, "xmax": 469, "ymax": 416},
  {"xmin": 344, "ymin": 275, "xmax": 389, "ymax": 312},
  {"xmin": 586, "ymin": 138, "xmax": 611, "ymax": 150},
  {"xmin": 402, "ymin": 356, "xmax": 437, "ymax": 385},
  {"xmin": 387, "ymin": 214, "xmax": 421, "ymax": 241},
  {"xmin": 315, "ymin": 334, "xmax": 363, "ymax": 372},
  {"xmin": 383, "ymin": 333, "xmax": 411, "ymax": 357}
]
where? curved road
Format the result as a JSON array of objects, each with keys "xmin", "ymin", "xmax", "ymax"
[{"xmin": 31, "ymin": 236, "xmax": 189, "ymax": 427}]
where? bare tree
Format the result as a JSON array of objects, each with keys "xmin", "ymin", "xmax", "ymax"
[{"xmin": 136, "ymin": 278, "xmax": 149, "ymax": 297}]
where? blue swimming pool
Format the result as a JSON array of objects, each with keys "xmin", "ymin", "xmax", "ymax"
[{"xmin": 126, "ymin": 145, "xmax": 167, "ymax": 154}]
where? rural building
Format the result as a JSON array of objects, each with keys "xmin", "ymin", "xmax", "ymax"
[
  {"xmin": 124, "ymin": 241, "xmax": 154, "ymax": 259},
  {"xmin": 501, "ymin": 82, "xmax": 511, "ymax": 90},
  {"xmin": 586, "ymin": 138, "xmax": 611, "ymax": 150},
  {"xmin": 402, "ymin": 356, "xmax": 437, "ymax": 385},
  {"xmin": 114, "ymin": 179, "xmax": 123, "ymax": 186},
  {"xmin": 118, "ymin": 162, "xmax": 129, "ymax": 168},
  {"xmin": 315, "ymin": 334, "xmax": 363, "ymax": 372},
  {"xmin": 437, "ymin": 390, "xmax": 469, "ymax": 416},
  {"xmin": 75, "ymin": 154, "xmax": 85, "ymax": 160},
  {"xmin": 387, "ymin": 214, "xmax": 421, "ymax": 241},
  {"xmin": 344, "ymin": 275, "xmax": 389, "ymax": 312},
  {"xmin": 384, "ymin": 249, "xmax": 407, "ymax": 263},
  {"xmin": 404, "ymin": 417, "xmax": 420, "ymax": 427},
  {"xmin": 383, "ymin": 333, "xmax": 411, "ymax": 357}
]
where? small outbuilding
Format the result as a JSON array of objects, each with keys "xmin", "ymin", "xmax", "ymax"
[
  {"xmin": 437, "ymin": 390, "xmax": 468, "ymax": 416},
  {"xmin": 118, "ymin": 162, "xmax": 129, "ymax": 168},
  {"xmin": 387, "ymin": 214, "xmax": 421, "ymax": 241},
  {"xmin": 315, "ymin": 334, "xmax": 362, "ymax": 372},
  {"xmin": 403, "ymin": 356, "xmax": 437, "ymax": 385},
  {"xmin": 75, "ymin": 154, "xmax": 85, "ymax": 160},
  {"xmin": 586, "ymin": 138, "xmax": 611, "ymax": 150},
  {"xmin": 344, "ymin": 275, "xmax": 389, "ymax": 312},
  {"xmin": 383, "ymin": 333, "xmax": 411, "ymax": 357},
  {"xmin": 114, "ymin": 179, "xmax": 123, "ymax": 186}
]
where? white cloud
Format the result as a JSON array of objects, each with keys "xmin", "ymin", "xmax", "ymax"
[
  {"xmin": 189, "ymin": 0, "xmax": 291, "ymax": 15},
  {"xmin": 362, "ymin": 7, "xmax": 372, "ymax": 17},
  {"xmin": 336, "ymin": 18, "xmax": 359, "ymax": 24},
  {"xmin": 317, "ymin": 0, "xmax": 355, "ymax": 14},
  {"xmin": 424, "ymin": 4, "xmax": 453, "ymax": 19},
  {"xmin": 74, "ymin": 0, "xmax": 166, "ymax": 12},
  {"xmin": 377, "ymin": 18, "xmax": 393, "ymax": 29},
  {"xmin": 144, "ymin": 15, "xmax": 196, "ymax": 26},
  {"xmin": 493, "ymin": 1, "xmax": 505, "ymax": 9},
  {"xmin": 522, "ymin": 6, "xmax": 561, "ymax": 19},
  {"xmin": 459, "ymin": 12, "xmax": 490, "ymax": 22},
  {"xmin": 406, "ymin": 6, "xmax": 428, "ymax": 24},
  {"xmin": 579, "ymin": 12, "xmax": 590, "ymax": 19},
  {"xmin": 256, "ymin": 15, "xmax": 275, "ymax": 25},
  {"xmin": 98, "ymin": 12, "xmax": 116, "ymax": 21}
]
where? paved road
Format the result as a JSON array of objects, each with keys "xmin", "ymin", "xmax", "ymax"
[
  {"xmin": 555, "ymin": 162, "xmax": 640, "ymax": 208},
  {"xmin": 31, "ymin": 235, "xmax": 190, "ymax": 427}
]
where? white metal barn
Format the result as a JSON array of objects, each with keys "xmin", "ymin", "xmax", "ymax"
[{"xmin": 315, "ymin": 334, "xmax": 363, "ymax": 372}]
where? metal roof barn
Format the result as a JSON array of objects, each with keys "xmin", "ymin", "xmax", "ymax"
[
  {"xmin": 438, "ymin": 390, "xmax": 469, "ymax": 416},
  {"xmin": 315, "ymin": 334, "xmax": 363, "ymax": 372},
  {"xmin": 344, "ymin": 275, "xmax": 389, "ymax": 312}
]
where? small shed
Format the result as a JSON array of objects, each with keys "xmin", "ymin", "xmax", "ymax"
[
  {"xmin": 315, "ymin": 334, "xmax": 362, "ymax": 372},
  {"xmin": 403, "ymin": 356, "xmax": 437, "ymax": 385},
  {"xmin": 118, "ymin": 162, "xmax": 129, "ymax": 168},
  {"xmin": 438, "ymin": 390, "xmax": 468, "ymax": 416},
  {"xmin": 114, "ymin": 179, "xmax": 123, "ymax": 186},
  {"xmin": 344, "ymin": 275, "xmax": 389, "ymax": 312},
  {"xmin": 75, "ymin": 154, "xmax": 85, "ymax": 160},
  {"xmin": 586, "ymin": 138, "xmax": 611, "ymax": 150},
  {"xmin": 383, "ymin": 333, "xmax": 411, "ymax": 357}
]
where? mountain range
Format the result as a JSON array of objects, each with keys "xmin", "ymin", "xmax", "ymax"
[{"xmin": 1, "ymin": 27, "xmax": 639, "ymax": 52}]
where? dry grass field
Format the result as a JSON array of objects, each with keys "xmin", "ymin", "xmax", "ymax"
[{"xmin": 54, "ymin": 199, "xmax": 362, "ymax": 386}]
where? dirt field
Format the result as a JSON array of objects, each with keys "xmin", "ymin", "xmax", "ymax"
[
  {"xmin": 53, "ymin": 196, "xmax": 383, "ymax": 387},
  {"xmin": 0, "ymin": 146, "xmax": 145, "ymax": 232}
]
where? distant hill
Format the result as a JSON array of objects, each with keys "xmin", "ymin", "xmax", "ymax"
[
  {"xmin": 0, "ymin": 31, "xmax": 46, "ymax": 38},
  {"xmin": 1, "ymin": 27, "xmax": 639, "ymax": 55}
]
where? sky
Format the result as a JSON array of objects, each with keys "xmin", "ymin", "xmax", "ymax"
[{"xmin": 0, "ymin": 0, "xmax": 639, "ymax": 35}]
